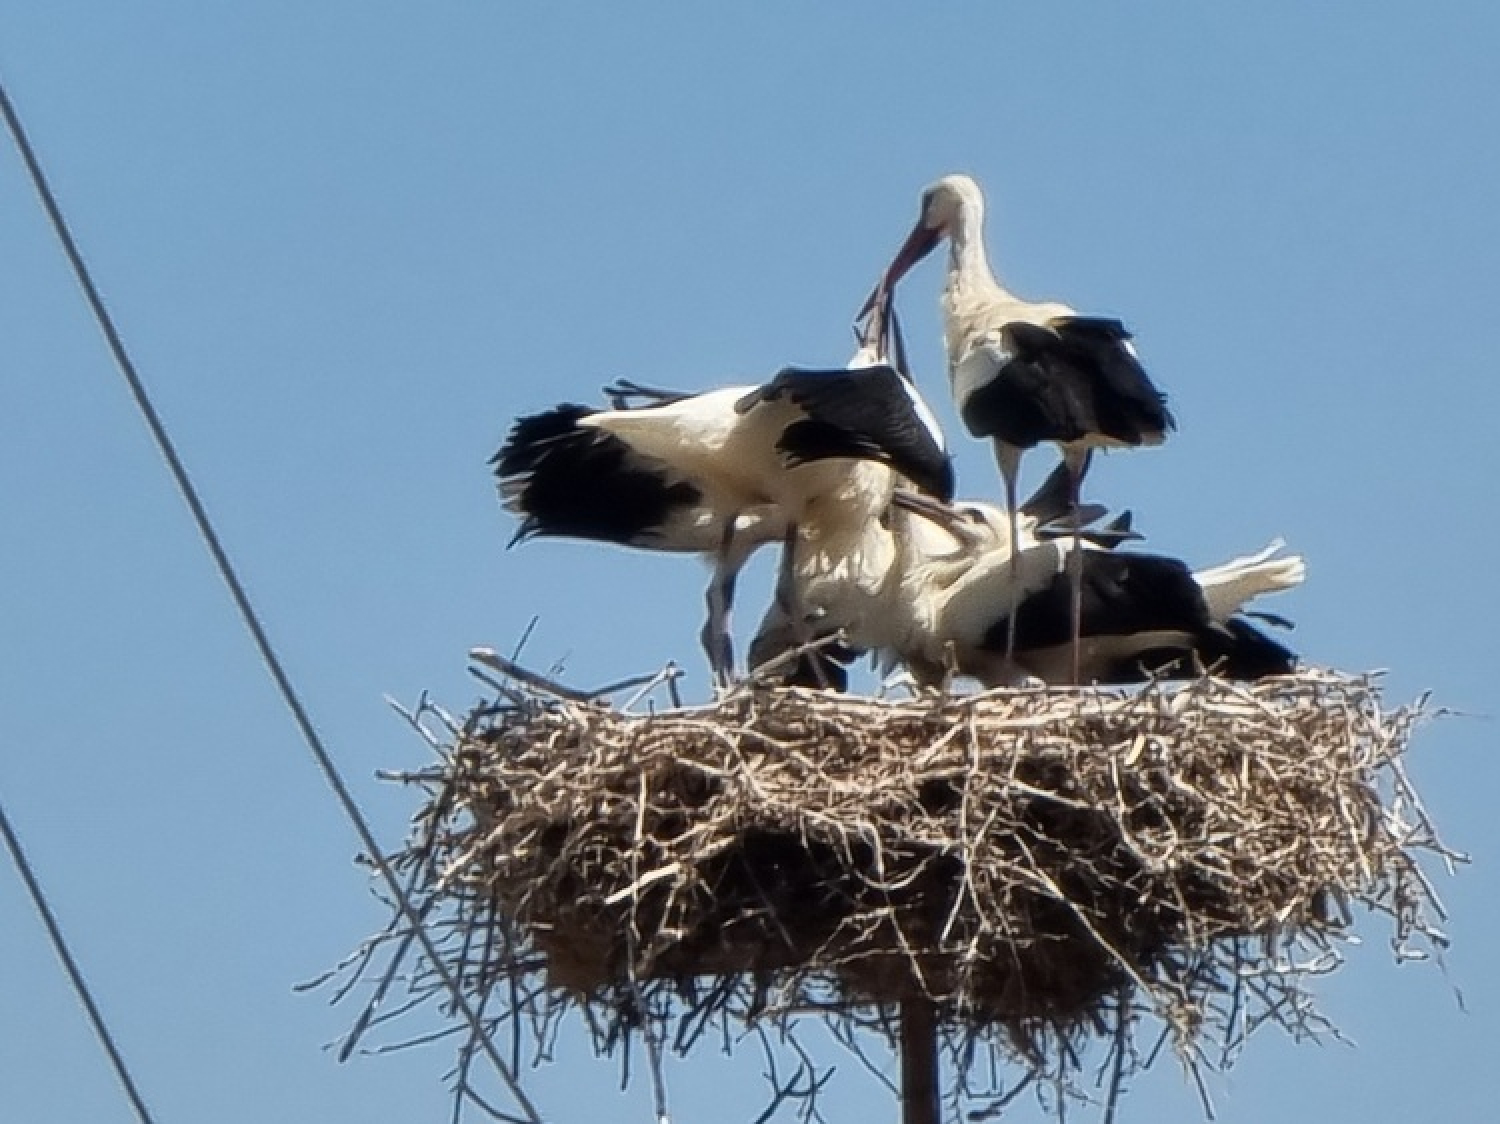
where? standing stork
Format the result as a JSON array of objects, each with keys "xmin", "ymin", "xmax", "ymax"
[
  {"xmin": 492, "ymin": 293, "xmax": 951, "ymax": 687},
  {"xmin": 861, "ymin": 173, "xmax": 1175, "ymax": 679}
]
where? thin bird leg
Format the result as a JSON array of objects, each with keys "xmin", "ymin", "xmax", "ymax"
[
  {"xmin": 701, "ymin": 519, "xmax": 742, "ymax": 689},
  {"xmin": 772, "ymin": 523, "xmax": 831, "ymax": 688},
  {"xmin": 996, "ymin": 443, "xmax": 1024, "ymax": 667},
  {"xmin": 1065, "ymin": 449, "xmax": 1089, "ymax": 686}
]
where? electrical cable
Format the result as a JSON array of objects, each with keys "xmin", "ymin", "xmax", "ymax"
[{"xmin": 0, "ymin": 71, "xmax": 542, "ymax": 1124}]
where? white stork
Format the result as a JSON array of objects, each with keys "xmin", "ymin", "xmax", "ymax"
[
  {"xmin": 492, "ymin": 293, "xmax": 951, "ymax": 686},
  {"xmin": 919, "ymin": 507, "xmax": 1303, "ymax": 687},
  {"xmin": 748, "ymin": 462, "xmax": 1127, "ymax": 684},
  {"xmin": 861, "ymin": 173, "xmax": 1175, "ymax": 678},
  {"xmin": 752, "ymin": 487, "xmax": 1303, "ymax": 690}
]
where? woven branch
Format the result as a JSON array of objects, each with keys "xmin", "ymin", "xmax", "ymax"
[{"xmin": 337, "ymin": 669, "xmax": 1455, "ymax": 1120}]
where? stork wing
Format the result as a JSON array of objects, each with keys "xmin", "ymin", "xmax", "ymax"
[
  {"xmin": 964, "ymin": 318, "xmax": 1174, "ymax": 447},
  {"xmin": 751, "ymin": 365, "xmax": 955, "ymax": 501},
  {"xmin": 1025, "ymin": 317, "xmax": 1174, "ymax": 439},
  {"xmin": 1017, "ymin": 453, "xmax": 1094, "ymax": 522},
  {"xmin": 492, "ymin": 404, "xmax": 705, "ymax": 548},
  {"xmin": 986, "ymin": 551, "xmax": 1209, "ymax": 652}
]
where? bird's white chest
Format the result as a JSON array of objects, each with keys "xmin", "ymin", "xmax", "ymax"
[
  {"xmin": 941, "ymin": 287, "xmax": 1073, "ymax": 376},
  {"xmin": 790, "ymin": 459, "xmax": 894, "ymax": 520}
]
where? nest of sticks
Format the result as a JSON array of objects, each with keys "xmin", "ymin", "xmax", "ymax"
[{"xmin": 340, "ymin": 663, "xmax": 1454, "ymax": 1118}]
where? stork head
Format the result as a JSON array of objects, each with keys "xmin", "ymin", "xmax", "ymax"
[
  {"xmin": 892, "ymin": 174, "xmax": 984, "ymax": 278},
  {"xmin": 916, "ymin": 174, "xmax": 984, "ymax": 237},
  {"xmin": 946, "ymin": 500, "xmax": 1012, "ymax": 546},
  {"xmin": 857, "ymin": 173, "xmax": 986, "ymax": 322}
]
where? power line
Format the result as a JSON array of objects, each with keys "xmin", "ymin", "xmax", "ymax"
[
  {"xmin": 0, "ymin": 793, "xmax": 159, "ymax": 1124},
  {"xmin": 0, "ymin": 73, "xmax": 543, "ymax": 1124}
]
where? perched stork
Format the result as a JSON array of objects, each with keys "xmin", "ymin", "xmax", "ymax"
[
  {"xmin": 753, "ymin": 488, "xmax": 1303, "ymax": 690},
  {"xmin": 861, "ymin": 172, "xmax": 1174, "ymax": 678},
  {"xmin": 748, "ymin": 462, "xmax": 1126, "ymax": 686},
  {"xmin": 492, "ymin": 294, "xmax": 951, "ymax": 686},
  {"xmin": 932, "ymin": 514, "xmax": 1303, "ymax": 687}
]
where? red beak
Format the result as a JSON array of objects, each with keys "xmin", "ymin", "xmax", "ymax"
[{"xmin": 855, "ymin": 217, "xmax": 943, "ymax": 322}]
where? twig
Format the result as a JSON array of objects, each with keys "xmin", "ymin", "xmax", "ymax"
[
  {"xmin": 469, "ymin": 647, "xmax": 597, "ymax": 702},
  {"xmin": 320, "ymin": 665, "xmax": 1449, "ymax": 1124}
]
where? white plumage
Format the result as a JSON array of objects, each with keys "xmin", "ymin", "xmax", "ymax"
[
  {"xmin": 752, "ymin": 494, "xmax": 1304, "ymax": 690},
  {"xmin": 494, "ymin": 297, "xmax": 950, "ymax": 685},
  {"xmin": 863, "ymin": 172, "xmax": 1175, "ymax": 677}
]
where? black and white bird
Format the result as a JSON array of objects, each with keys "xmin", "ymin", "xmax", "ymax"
[
  {"xmin": 752, "ymin": 487, "xmax": 1302, "ymax": 691},
  {"xmin": 921, "ymin": 510, "xmax": 1303, "ymax": 687},
  {"xmin": 748, "ymin": 462, "xmax": 1125, "ymax": 685},
  {"xmin": 492, "ymin": 294, "xmax": 951, "ymax": 686},
  {"xmin": 862, "ymin": 173, "xmax": 1175, "ymax": 677},
  {"xmin": 493, "ymin": 394, "xmax": 785, "ymax": 684}
]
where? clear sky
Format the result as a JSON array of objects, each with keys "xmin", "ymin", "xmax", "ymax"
[{"xmin": 1, "ymin": 3, "xmax": 1495, "ymax": 1121}]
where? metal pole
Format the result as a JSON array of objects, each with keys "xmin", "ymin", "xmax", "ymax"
[{"xmin": 900, "ymin": 998, "xmax": 940, "ymax": 1124}]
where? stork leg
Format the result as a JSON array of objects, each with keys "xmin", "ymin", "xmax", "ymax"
[
  {"xmin": 995, "ymin": 442, "xmax": 1025, "ymax": 670},
  {"xmin": 1063, "ymin": 448, "xmax": 1092, "ymax": 686},
  {"xmin": 701, "ymin": 518, "xmax": 745, "ymax": 690}
]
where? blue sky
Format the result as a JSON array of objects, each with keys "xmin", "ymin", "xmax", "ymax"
[{"xmin": 1, "ymin": 3, "xmax": 1495, "ymax": 1120}]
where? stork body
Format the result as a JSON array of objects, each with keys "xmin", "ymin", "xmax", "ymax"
[
  {"xmin": 494, "ymin": 317, "xmax": 950, "ymax": 685},
  {"xmin": 495, "ymin": 392, "xmax": 783, "ymax": 680},
  {"xmin": 867, "ymin": 173, "xmax": 1174, "ymax": 678},
  {"xmin": 739, "ymin": 301, "xmax": 951, "ymax": 680},
  {"xmin": 903, "ymin": 500, "xmax": 1300, "ymax": 687},
  {"xmin": 753, "ymin": 492, "xmax": 1302, "ymax": 690}
]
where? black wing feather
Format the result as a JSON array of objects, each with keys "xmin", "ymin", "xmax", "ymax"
[
  {"xmin": 960, "ymin": 317, "xmax": 1173, "ymax": 448},
  {"xmin": 1017, "ymin": 453, "xmax": 1096, "ymax": 523},
  {"xmin": 983, "ymin": 551, "xmax": 1209, "ymax": 652},
  {"xmin": 1048, "ymin": 317, "xmax": 1175, "ymax": 438},
  {"xmin": 1197, "ymin": 617, "xmax": 1298, "ymax": 679},
  {"xmin": 492, "ymin": 405, "xmax": 702, "ymax": 547},
  {"xmin": 754, "ymin": 365, "xmax": 954, "ymax": 500}
]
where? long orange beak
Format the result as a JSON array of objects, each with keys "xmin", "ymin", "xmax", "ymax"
[{"xmin": 855, "ymin": 217, "xmax": 944, "ymax": 321}]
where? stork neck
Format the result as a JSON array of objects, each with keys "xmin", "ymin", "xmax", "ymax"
[{"xmin": 946, "ymin": 217, "xmax": 1007, "ymax": 300}]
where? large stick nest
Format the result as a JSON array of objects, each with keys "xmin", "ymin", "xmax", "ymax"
[{"xmin": 351, "ymin": 668, "xmax": 1452, "ymax": 1115}]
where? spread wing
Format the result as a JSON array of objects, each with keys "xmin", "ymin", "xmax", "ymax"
[{"xmin": 750, "ymin": 365, "xmax": 954, "ymax": 500}]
